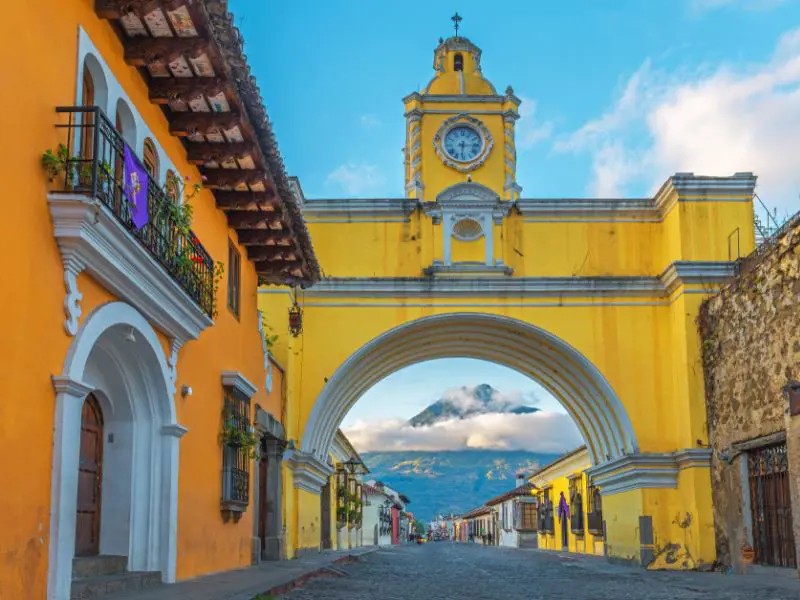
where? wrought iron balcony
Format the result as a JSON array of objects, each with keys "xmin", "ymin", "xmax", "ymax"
[{"xmin": 53, "ymin": 106, "xmax": 214, "ymax": 317}]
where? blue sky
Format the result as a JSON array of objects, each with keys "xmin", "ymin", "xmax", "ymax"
[
  {"xmin": 232, "ymin": 0, "xmax": 800, "ymax": 450},
  {"xmin": 233, "ymin": 0, "xmax": 800, "ymax": 216}
]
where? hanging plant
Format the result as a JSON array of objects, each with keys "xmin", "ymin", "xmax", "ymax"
[
  {"xmin": 261, "ymin": 314, "xmax": 279, "ymax": 350},
  {"xmin": 336, "ymin": 506, "xmax": 347, "ymax": 529}
]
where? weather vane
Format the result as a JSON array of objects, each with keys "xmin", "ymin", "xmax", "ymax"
[{"xmin": 451, "ymin": 12, "xmax": 462, "ymax": 39}]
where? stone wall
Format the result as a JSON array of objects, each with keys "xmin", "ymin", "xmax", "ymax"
[{"xmin": 698, "ymin": 217, "xmax": 800, "ymax": 573}]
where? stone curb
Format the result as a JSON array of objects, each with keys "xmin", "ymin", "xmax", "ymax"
[{"xmin": 257, "ymin": 549, "xmax": 380, "ymax": 598}]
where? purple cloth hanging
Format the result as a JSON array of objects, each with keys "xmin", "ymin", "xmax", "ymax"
[
  {"xmin": 123, "ymin": 144, "xmax": 149, "ymax": 230},
  {"xmin": 557, "ymin": 494, "xmax": 570, "ymax": 520}
]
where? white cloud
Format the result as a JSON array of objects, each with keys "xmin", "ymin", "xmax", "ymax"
[
  {"xmin": 516, "ymin": 96, "xmax": 554, "ymax": 149},
  {"xmin": 326, "ymin": 162, "xmax": 387, "ymax": 196},
  {"xmin": 557, "ymin": 28, "xmax": 800, "ymax": 213},
  {"xmin": 342, "ymin": 411, "xmax": 582, "ymax": 453},
  {"xmin": 359, "ymin": 114, "xmax": 382, "ymax": 129}
]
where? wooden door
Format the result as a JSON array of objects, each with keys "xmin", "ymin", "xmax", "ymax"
[
  {"xmin": 75, "ymin": 394, "xmax": 103, "ymax": 557},
  {"xmin": 749, "ymin": 443, "xmax": 797, "ymax": 568},
  {"xmin": 258, "ymin": 453, "xmax": 268, "ymax": 553},
  {"xmin": 320, "ymin": 481, "xmax": 331, "ymax": 549}
]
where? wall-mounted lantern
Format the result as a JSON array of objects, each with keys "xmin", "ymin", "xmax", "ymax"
[
  {"xmin": 288, "ymin": 301, "xmax": 302, "ymax": 337},
  {"xmin": 783, "ymin": 379, "xmax": 800, "ymax": 416}
]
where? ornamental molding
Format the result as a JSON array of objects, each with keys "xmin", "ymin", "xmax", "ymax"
[
  {"xmin": 451, "ymin": 215, "xmax": 485, "ymax": 241},
  {"xmin": 661, "ymin": 262, "xmax": 737, "ymax": 295},
  {"xmin": 296, "ymin": 261, "xmax": 735, "ymax": 298},
  {"xmin": 285, "ymin": 450, "xmax": 333, "ymax": 495},
  {"xmin": 423, "ymin": 263, "xmax": 514, "ymax": 278},
  {"xmin": 437, "ymin": 182, "xmax": 500, "ymax": 205},
  {"xmin": 516, "ymin": 173, "xmax": 756, "ymax": 222},
  {"xmin": 255, "ymin": 405, "xmax": 285, "ymax": 441},
  {"xmin": 403, "ymin": 93, "xmax": 508, "ymax": 104},
  {"xmin": 221, "ymin": 371, "xmax": 259, "ymax": 399},
  {"xmin": 586, "ymin": 448, "xmax": 712, "ymax": 496},
  {"xmin": 48, "ymin": 193, "xmax": 212, "ymax": 343},
  {"xmin": 433, "ymin": 114, "xmax": 494, "ymax": 173},
  {"xmin": 161, "ymin": 424, "xmax": 189, "ymax": 438},
  {"xmin": 303, "ymin": 198, "xmax": 419, "ymax": 220}
]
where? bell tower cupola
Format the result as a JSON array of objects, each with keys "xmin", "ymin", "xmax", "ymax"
[{"xmin": 403, "ymin": 16, "xmax": 522, "ymax": 202}]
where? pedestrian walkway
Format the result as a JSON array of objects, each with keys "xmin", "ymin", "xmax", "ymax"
[{"xmin": 108, "ymin": 547, "xmax": 378, "ymax": 600}]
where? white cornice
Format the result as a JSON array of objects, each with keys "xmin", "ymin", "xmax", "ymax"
[
  {"xmin": 517, "ymin": 173, "xmax": 756, "ymax": 222},
  {"xmin": 51, "ymin": 375, "xmax": 94, "ymax": 398},
  {"xmin": 586, "ymin": 448, "xmax": 712, "ymax": 495},
  {"xmin": 48, "ymin": 194, "xmax": 212, "ymax": 343},
  {"xmin": 412, "ymin": 94, "xmax": 508, "ymax": 104},
  {"xmin": 301, "ymin": 172, "xmax": 754, "ymax": 222},
  {"xmin": 221, "ymin": 371, "xmax": 259, "ymax": 399},
  {"xmin": 303, "ymin": 198, "xmax": 418, "ymax": 219},
  {"xmin": 296, "ymin": 261, "xmax": 735, "ymax": 298},
  {"xmin": 285, "ymin": 450, "xmax": 333, "ymax": 495},
  {"xmin": 661, "ymin": 262, "xmax": 736, "ymax": 295}
]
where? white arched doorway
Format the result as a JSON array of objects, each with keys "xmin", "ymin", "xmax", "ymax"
[
  {"xmin": 48, "ymin": 302, "xmax": 185, "ymax": 600},
  {"xmin": 301, "ymin": 313, "xmax": 638, "ymax": 466}
]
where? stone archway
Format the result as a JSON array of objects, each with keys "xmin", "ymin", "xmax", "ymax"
[
  {"xmin": 48, "ymin": 302, "xmax": 185, "ymax": 600},
  {"xmin": 300, "ymin": 312, "xmax": 638, "ymax": 466}
]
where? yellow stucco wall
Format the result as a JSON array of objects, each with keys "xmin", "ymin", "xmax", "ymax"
[
  {"xmin": 262, "ymin": 36, "xmax": 755, "ymax": 570},
  {"xmin": 0, "ymin": 3, "xmax": 275, "ymax": 597}
]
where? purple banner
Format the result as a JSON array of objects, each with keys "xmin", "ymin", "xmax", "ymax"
[
  {"xmin": 557, "ymin": 493, "xmax": 570, "ymax": 520},
  {"xmin": 123, "ymin": 144, "xmax": 149, "ymax": 230}
]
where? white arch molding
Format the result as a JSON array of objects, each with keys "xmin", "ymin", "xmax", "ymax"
[
  {"xmin": 48, "ymin": 302, "xmax": 186, "ymax": 600},
  {"xmin": 301, "ymin": 313, "xmax": 638, "ymax": 467}
]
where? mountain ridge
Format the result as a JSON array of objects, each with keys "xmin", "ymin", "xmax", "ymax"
[
  {"xmin": 361, "ymin": 449, "xmax": 557, "ymax": 521},
  {"xmin": 407, "ymin": 383, "xmax": 539, "ymax": 428}
]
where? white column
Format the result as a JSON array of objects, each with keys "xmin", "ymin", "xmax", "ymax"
[
  {"xmin": 48, "ymin": 376, "xmax": 93, "ymax": 600},
  {"xmin": 160, "ymin": 423, "xmax": 187, "ymax": 583}
]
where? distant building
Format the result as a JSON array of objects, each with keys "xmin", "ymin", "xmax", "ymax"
[
  {"xmin": 361, "ymin": 480, "xmax": 410, "ymax": 547},
  {"xmin": 484, "ymin": 473, "xmax": 538, "ymax": 548}
]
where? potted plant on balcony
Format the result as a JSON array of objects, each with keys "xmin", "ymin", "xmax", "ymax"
[{"xmin": 41, "ymin": 143, "xmax": 112, "ymax": 188}]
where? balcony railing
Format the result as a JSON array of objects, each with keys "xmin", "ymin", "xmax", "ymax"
[{"xmin": 54, "ymin": 106, "xmax": 214, "ymax": 317}]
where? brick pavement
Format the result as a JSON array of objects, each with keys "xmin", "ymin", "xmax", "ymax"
[{"xmin": 284, "ymin": 543, "xmax": 800, "ymax": 600}]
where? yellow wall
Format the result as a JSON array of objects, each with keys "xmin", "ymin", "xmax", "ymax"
[
  {"xmin": 262, "ymin": 35, "xmax": 754, "ymax": 570},
  {"xmin": 534, "ymin": 463, "xmax": 604, "ymax": 557},
  {"xmin": 0, "ymin": 3, "xmax": 274, "ymax": 596}
]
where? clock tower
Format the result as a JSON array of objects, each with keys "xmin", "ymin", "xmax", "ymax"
[{"xmin": 403, "ymin": 33, "xmax": 522, "ymax": 202}]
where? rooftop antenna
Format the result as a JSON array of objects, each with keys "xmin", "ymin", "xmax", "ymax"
[{"xmin": 451, "ymin": 12, "xmax": 462, "ymax": 39}]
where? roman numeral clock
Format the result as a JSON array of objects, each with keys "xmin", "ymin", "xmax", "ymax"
[{"xmin": 433, "ymin": 114, "xmax": 494, "ymax": 173}]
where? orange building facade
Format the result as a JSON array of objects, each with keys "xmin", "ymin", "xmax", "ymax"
[{"xmin": 0, "ymin": 1, "xmax": 317, "ymax": 599}]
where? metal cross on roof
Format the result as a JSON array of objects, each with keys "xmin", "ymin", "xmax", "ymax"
[{"xmin": 451, "ymin": 12, "xmax": 462, "ymax": 38}]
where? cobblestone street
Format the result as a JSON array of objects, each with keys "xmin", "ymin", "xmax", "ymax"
[{"xmin": 286, "ymin": 543, "xmax": 800, "ymax": 600}]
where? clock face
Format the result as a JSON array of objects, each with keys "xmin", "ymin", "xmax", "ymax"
[{"xmin": 443, "ymin": 126, "xmax": 483, "ymax": 162}]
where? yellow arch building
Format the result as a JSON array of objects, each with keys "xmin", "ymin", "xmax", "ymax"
[{"xmin": 261, "ymin": 34, "xmax": 757, "ymax": 567}]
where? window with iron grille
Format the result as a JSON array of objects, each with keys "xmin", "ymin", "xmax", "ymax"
[
  {"xmin": 569, "ymin": 476, "xmax": 585, "ymax": 535},
  {"xmin": 586, "ymin": 482, "xmax": 604, "ymax": 535},
  {"xmin": 539, "ymin": 489, "xmax": 554, "ymax": 534},
  {"xmin": 221, "ymin": 385, "xmax": 251, "ymax": 510},
  {"xmin": 516, "ymin": 498, "xmax": 538, "ymax": 532},
  {"xmin": 335, "ymin": 468, "xmax": 347, "ymax": 526}
]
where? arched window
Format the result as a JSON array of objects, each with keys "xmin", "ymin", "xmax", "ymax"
[
  {"xmin": 80, "ymin": 64, "xmax": 95, "ymax": 159},
  {"xmin": 143, "ymin": 138, "xmax": 159, "ymax": 180},
  {"xmin": 454, "ymin": 53, "xmax": 463, "ymax": 71}
]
